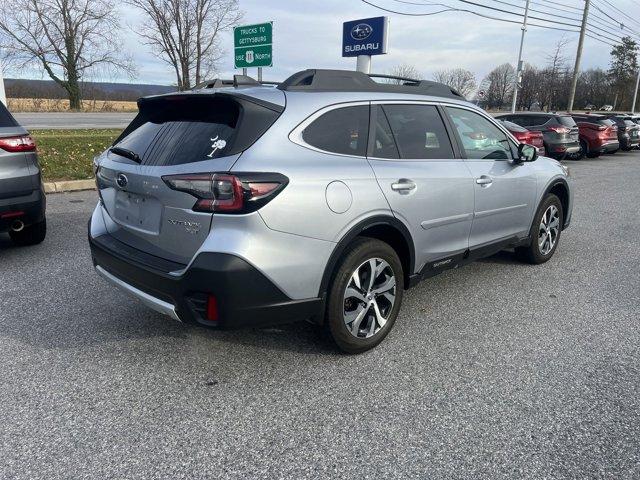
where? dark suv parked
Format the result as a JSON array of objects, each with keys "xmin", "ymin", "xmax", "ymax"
[
  {"xmin": 495, "ymin": 113, "xmax": 580, "ymax": 160},
  {"xmin": 0, "ymin": 103, "xmax": 46, "ymax": 245},
  {"xmin": 571, "ymin": 114, "xmax": 619, "ymax": 158},
  {"xmin": 602, "ymin": 114, "xmax": 640, "ymax": 150}
]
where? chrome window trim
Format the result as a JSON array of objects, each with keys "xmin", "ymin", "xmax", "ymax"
[{"xmin": 289, "ymin": 101, "xmax": 371, "ymax": 159}]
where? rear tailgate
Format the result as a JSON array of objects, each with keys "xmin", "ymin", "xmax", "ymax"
[{"xmin": 96, "ymin": 91, "xmax": 284, "ymax": 264}]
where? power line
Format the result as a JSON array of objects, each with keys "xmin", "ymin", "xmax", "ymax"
[
  {"xmin": 590, "ymin": 0, "xmax": 640, "ymax": 37},
  {"xmin": 385, "ymin": 0, "xmax": 625, "ymax": 44},
  {"xmin": 597, "ymin": 0, "xmax": 640, "ymax": 28}
]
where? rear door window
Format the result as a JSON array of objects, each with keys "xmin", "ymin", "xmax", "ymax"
[
  {"xmin": 370, "ymin": 106, "xmax": 399, "ymax": 159},
  {"xmin": 302, "ymin": 105, "xmax": 369, "ymax": 156},
  {"xmin": 114, "ymin": 95, "xmax": 280, "ymax": 166},
  {"xmin": 381, "ymin": 104, "xmax": 454, "ymax": 159},
  {"xmin": 446, "ymin": 107, "xmax": 513, "ymax": 160}
]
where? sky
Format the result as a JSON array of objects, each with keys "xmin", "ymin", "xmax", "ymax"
[{"xmin": 10, "ymin": 0, "xmax": 640, "ymax": 86}]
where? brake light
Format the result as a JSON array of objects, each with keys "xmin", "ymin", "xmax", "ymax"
[
  {"xmin": 162, "ymin": 172, "xmax": 287, "ymax": 214},
  {"xmin": 0, "ymin": 135, "xmax": 36, "ymax": 152},
  {"xmin": 206, "ymin": 295, "xmax": 219, "ymax": 322},
  {"xmin": 547, "ymin": 126, "xmax": 570, "ymax": 134}
]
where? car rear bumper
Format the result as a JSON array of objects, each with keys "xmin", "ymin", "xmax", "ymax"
[
  {"xmin": 547, "ymin": 142, "xmax": 580, "ymax": 157},
  {"xmin": 89, "ymin": 229, "xmax": 323, "ymax": 328},
  {"xmin": 599, "ymin": 141, "xmax": 620, "ymax": 153},
  {"xmin": 0, "ymin": 186, "xmax": 46, "ymax": 233}
]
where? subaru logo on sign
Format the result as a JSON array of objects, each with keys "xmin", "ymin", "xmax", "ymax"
[
  {"xmin": 116, "ymin": 173, "xmax": 128, "ymax": 189},
  {"xmin": 342, "ymin": 17, "xmax": 389, "ymax": 58},
  {"xmin": 351, "ymin": 23, "xmax": 372, "ymax": 40}
]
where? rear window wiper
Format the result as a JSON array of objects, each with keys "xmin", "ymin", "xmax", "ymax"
[{"xmin": 109, "ymin": 146, "xmax": 141, "ymax": 164}]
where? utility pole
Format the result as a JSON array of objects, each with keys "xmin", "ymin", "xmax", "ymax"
[
  {"xmin": 632, "ymin": 69, "xmax": 640, "ymax": 114},
  {"xmin": 568, "ymin": 0, "xmax": 590, "ymax": 113},
  {"xmin": 511, "ymin": 0, "xmax": 531, "ymax": 113}
]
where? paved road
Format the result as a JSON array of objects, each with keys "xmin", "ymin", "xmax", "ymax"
[
  {"xmin": 1, "ymin": 153, "xmax": 639, "ymax": 479},
  {"xmin": 14, "ymin": 112, "xmax": 135, "ymax": 130}
]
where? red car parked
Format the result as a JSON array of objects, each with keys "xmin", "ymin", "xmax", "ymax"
[
  {"xmin": 571, "ymin": 114, "xmax": 619, "ymax": 158},
  {"xmin": 500, "ymin": 120, "xmax": 546, "ymax": 156}
]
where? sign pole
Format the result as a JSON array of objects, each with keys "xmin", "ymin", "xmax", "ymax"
[
  {"xmin": 258, "ymin": 67, "xmax": 263, "ymax": 82},
  {"xmin": 356, "ymin": 55, "xmax": 371, "ymax": 74},
  {"xmin": 242, "ymin": 68, "xmax": 247, "ymax": 76}
]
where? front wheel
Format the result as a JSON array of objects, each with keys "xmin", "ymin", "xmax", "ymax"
[
  {"xmin": 326, "ymin": 238, "xmax": 404, "ymax": 354},
  {"xmin": 516, "ymin": 195, "xmax": 563, "ymax": 265}
]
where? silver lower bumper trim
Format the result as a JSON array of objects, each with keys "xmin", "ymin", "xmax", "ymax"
[{"xmin": 95, "ymin": 265, "xmax": 181, "ymax": 322}]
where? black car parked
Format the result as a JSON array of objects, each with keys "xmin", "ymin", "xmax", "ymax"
[
  {"xmin": 495, "ymin": 112, "xmax": 581, "ymax": 160},
  {"xmin": 602, "ymin": 114, "xmax": 640, "ymax": 150},
  {"xmin": 0, "ymin": 102, "xmax": 46, "ymax": 246}
]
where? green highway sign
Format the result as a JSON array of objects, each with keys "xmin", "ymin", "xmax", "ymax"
[{"xmin": 234, "ymin": 22, "xmax": 273, "ymax": 68}]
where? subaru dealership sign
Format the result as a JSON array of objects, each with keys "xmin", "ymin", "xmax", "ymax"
[{"xmin": 342, "ymin": 17, "xmax": 389, "ymax": 57}]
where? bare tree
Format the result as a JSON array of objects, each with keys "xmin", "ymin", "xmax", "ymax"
[
  {"xmin": 127, "ymin": 0, "xmax": 242, "ymax": 90},
  {"xmin": 481, "ymin": 63, "xmax": 515, "ymax": 109},
  {"xmin": 432, "ymin": 68, "xmax": 477, "ymax": 97},
  {"xmin": 0, "ymin": 0, "xmax": 134, "ymax": 110},
  {"xmin": 387, "ymin": 64, "xmax": 422, "ymax": 83}
]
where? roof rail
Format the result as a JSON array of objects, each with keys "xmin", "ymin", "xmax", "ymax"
[
  {"xmin": 277, "ymin": 69, "xmax": 465, "ymax": 100},
  {"xmin": 192, "ymin": 76, "xmax": 279, "ymax": 90}
]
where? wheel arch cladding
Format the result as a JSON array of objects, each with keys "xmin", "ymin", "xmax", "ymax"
[
  {"xmin": 546, "ymin": 180, "xmax": 570, "ymax": 229},
  {"xmin": 318, "ymin": 216, "xmax": 415, "ymax": 300}
]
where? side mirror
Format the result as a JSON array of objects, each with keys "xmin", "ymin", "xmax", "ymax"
[{"xmin": 517, "ymin": 143, "xmax": 538, "ymax": 163}]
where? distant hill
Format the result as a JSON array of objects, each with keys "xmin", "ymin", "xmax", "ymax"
[{"xmin": 5, "ymin": 78, "xmax": 177, "ymax": 101}]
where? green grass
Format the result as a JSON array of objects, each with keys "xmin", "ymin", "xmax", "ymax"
[{"xmin": 32, "ymin": 129, "xmax": 121, "ymax": 181}]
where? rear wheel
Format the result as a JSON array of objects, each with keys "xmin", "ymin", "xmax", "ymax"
[
  {"xmin": 578, "ymin": 140, "xmax": 587, "ymax": 160},
  {"xmin": 516, "ymin": 195, "xmax": 563, "ymax": 265},
  {"xmin": 326, "ymin": 238, "xmax": 404, "ymax": 354},
  {"xmin": 9, "ymin": 219, "xmax": 46, "ymax": 246}
]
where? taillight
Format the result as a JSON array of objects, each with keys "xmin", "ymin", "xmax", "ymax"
[
  {"xmin": 0, "ymin": 135, "xmax": 36, "ymax": 152},
  {"xmin": 547, "ymin": 126, "xmax": 570, "ymax": 135},
  {"xmin": 162, "ymin": 172, "xmax": 288, "ymax": 214}
]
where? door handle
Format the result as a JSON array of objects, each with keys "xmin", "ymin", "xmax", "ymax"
[
  {"xmin": 391, "ymin": 180, "xmax": 417, "ymax": 192},
  {"xmin": 475, "ymin": 176, "xmax": 493, "ymax": 186}
]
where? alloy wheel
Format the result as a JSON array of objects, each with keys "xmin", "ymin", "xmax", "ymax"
[
  {"xmin": 343, "ymin": 258, "xmax": 397, "ymax": 339},
  {"xmin": 538, "ymin": 205, "xmax": 560, "ymax": 255}
]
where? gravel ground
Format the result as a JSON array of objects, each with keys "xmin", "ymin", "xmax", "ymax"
[{"xmin": 1, "ymin": 152, "xmax": 639, "ymax": 479}]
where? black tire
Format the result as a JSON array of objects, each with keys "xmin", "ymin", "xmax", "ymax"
[
  {"xmin": 9, "ymin": 219, "xmax": 46, "ymax": 246},
  {"xmin": 326, "ymin": 237, "xmax": 404, "ymax": 354},
  {"xmin": 586, "ymin": 150, "xmax": 600, "ymax": 158},
  {"xmin": 516, "ymin": 195, "xmax": 563, "ymax": 265},
  {"xmin": 578, "ymin": 140, "xmax": 587, "ymax": 160}
]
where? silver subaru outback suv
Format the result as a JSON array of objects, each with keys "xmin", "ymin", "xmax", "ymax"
[{"xmin": 89, "ymin": 69, "xmax": 573, "ymax": 353}]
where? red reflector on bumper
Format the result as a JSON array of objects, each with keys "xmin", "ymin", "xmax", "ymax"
[
  {"xmin": 207, "ymin": 295, "xmax": 219, "ymax": 321},
  {"xmin": 0, "ymin": 211, "xmax": 24, "ymax": 219}
]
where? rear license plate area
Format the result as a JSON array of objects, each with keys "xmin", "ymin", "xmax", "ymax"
[{"xmin": 114, "ymin": 191, "xmax": 161, "ymax": 233}]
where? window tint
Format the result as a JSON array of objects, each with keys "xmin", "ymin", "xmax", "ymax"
[
  {"xmin": 115, "ymin": 95, "xmax": 279, "ymax": 166},
  {"xmin": 446, "ymin": 107, "xmax": 513, "ymax": 160},
  {"xmin": 0, "ymin": 103, "xmax": 19, "ymax": 127},
  {"xmin": 303, "ymin": 106, "xmax": 369, "ymax": 156},
  {"xmin": 371, "ymin": 106, "xmax": 399, "ymax": 159},
  {"xmin": 382, "ymin": 104, "xmax": 453, "ymax": 159}
]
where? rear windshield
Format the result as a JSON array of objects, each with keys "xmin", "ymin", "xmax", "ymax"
[
  {"xmin": 501, "ymin": 120, "xmax": 527, "ymax": 133},
  {"xmin": 113, "ymin": 94, "xmax": 280, "ymax": 166},
  {"xmin": 600, "ymin": 119, "xmax": 615, "ymax": 126},
  {"xmin": 624, "ymin": 119, "xmax": 636, "ymax": 127},
  {"xmin": 0, "ymin": 102, "xmax": 19, "ymax": 128},
  {"xmin": 558, "ymin": 116, "xmax": 577, "ymax": 127}
]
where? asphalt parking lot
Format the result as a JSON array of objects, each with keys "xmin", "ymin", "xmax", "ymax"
[{"xmin": 1, "ymin": 152, "xmax": 639, "ymax": 479}]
